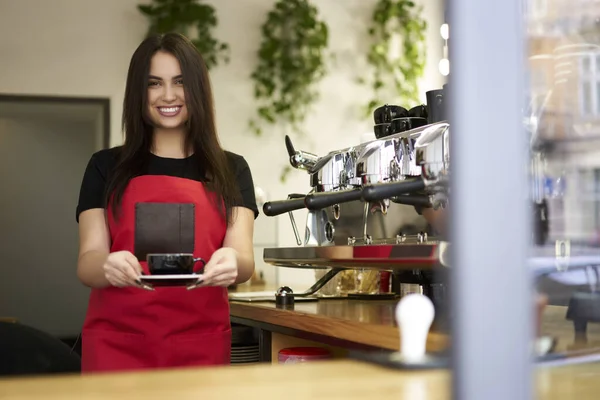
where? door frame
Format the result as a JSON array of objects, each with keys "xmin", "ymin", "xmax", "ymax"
[
  {"xmin": 0, "ymin": 94, "xmax": 110, "ymax": 354},
  {"xmin": 0, "ymin": 94, "xmax": 110, "ymax": 148}
]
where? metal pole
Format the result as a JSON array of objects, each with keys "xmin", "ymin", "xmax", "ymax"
[{"xmin": 449, "ymin": 0, "xmax": 533, "ymax": 399}]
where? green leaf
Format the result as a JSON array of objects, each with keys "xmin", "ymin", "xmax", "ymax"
[
  {"xmin": 360, "ymin": 0, "xmax": 427, "ymax": 119},
  {"xmin": 248, "ymin": 0, "xmax": 329, "ymax": 139},
  {"xmin": 279, "ymin": 165, "xmax": 292, "ymax": 183},
  {"xmin": 137, "ymin": 5, "xmax": 156, "ymax": 16},
  {"xmin": 137, "ymin": 0, "xmax": 230, "ymax": 71}
]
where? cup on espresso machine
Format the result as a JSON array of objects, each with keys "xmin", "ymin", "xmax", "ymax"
[
  {"xmin": 373, "ymin": 105, "xmax": 429, "ymax": 139},
  {"xmin": 373, "ymin": 105, "xmax": 408, "ymax": 124},
  {"xmin": 373, "ymin": 105, "xmax": 408, "ymax": 139},
  {"xmin": 426, "ymin": 88, "xmax": 446, "ymax": 124}
]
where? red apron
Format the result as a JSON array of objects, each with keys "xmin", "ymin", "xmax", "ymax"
[{"xmin": 81, "ymin": 175, "xmax": 231, "ymax": 373}]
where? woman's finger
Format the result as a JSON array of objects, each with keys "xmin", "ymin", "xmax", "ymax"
[
  {"xmin": 106, "ymin": 265, "xmax": 127, "ymax": 283},
  {"xmin": 210, "ymin": 280, "xmax": 233, "ymax": 288},
  {"xmin": 186, "ymin": 275, "xmax": 206, "ymax": 290},
  {"xmin": 201, "ymin": 273, "xmax": 215, "ymax": 286},
  {"xmin": 110, "ymin": 266, "xmax": 139, "ymax": 288},
  {"xmin": 123, "ymin": 259, "xmax": 142, "ymax": 279},
  {"xmin": 204, "ymin": 262, "xmax": 229, "ymax": 282},
  {"xmin": 118, "ymin": 262, "xmax": 141, "ymax": 283},
  {"xmin": 207, "ymin": 273, "xmax": 236, "ymax": 287},
  {"xmin": 107, "ymin": 272, "xmax": 127, "ymax": 287},
  {"xmin": 124, "ymin": 253, "xmax": 143, "ymax": 274},
  {"xmin": 202, "ymin": 259, "xmax": 219, "ymax": 281}
]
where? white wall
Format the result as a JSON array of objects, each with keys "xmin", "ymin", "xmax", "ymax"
[
  {"xmin": 0, "ymin": 0, "xmax": 147, "ymax": 145},
  {"xmin": 0, "ymin": 0, "xmax": 446, "ymax": 289}
]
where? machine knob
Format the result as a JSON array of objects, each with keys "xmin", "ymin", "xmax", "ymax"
[
  {"xmin": 276, "ymin": 286, "xmax": 294, "ymax": 296},
  {"xmin": 275, "ymin": 286, "xmax": 295, "ymax": 308}
]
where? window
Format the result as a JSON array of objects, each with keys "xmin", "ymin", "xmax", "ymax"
[
  {"xmin": 579, "ymin": 53, "xmax": 600, "ymax": 117},
  {"xmin": 530, "ymin": 67, "xmax": 549, "ymax": 95},
  {"xmin": 592, "ymin": 168, "xmax": 600, "ymax": 238},
  {"xmin": 529, "ymin": 0, "xmax": 548, "ymax": 18}
]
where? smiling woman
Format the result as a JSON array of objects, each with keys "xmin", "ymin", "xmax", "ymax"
[{"xmin": 74, "ymin": 33, "xmax": 258, "ymax": 374}]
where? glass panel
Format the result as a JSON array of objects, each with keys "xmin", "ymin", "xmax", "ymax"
[
  {"xmin": 527, "ymin": 0, "xmax": 600, "ymax": 365},
  {"xmin": 583, "ymin": 56, "xmax": 592, "ymax": 74},
  {"xmin": 582, "ymin": 80, "xmax": 592, "ymax": 114},
  {"xmin": 532, "ymin": 68, "xmax": 547, "ymax": 91},
  {"xmin": 596, "ymin": 81, "xmax": 600, "ymax": 115}
]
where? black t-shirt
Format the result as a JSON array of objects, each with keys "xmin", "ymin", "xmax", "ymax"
[{"xmin": 76, "ymin": 147, "xmax": 259, "ymax": 222}]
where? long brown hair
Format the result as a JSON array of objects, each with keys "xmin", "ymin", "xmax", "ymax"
[{"xmin": 105, "ymin": 33, "xmax": 239, "ymax": 225}]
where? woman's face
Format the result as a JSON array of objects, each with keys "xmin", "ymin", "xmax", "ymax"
[{"xmin": 147, "ymin": 51, "xmax": 188, "ymax": 129}]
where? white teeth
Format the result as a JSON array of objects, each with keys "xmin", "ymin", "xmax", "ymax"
[{"xmin": 158, "ymin": 107, "xmax": 180, "ymax": 113}]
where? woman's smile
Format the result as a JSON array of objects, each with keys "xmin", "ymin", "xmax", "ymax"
[{"xmin": 157, "ymin": 106, "xmax": 183, "ymax": 117}]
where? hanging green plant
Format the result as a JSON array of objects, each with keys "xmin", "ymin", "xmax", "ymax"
[
  {"xmin": 359, "ymin": 0, "xmax": 428, "ymax": 117},
  {"xmin": 248, "ymin": 0, "xmax": 329, "ymax": 140},
  {"xmin": 137, "ymin": 0, "xmax": 230, "ymax": 70}
]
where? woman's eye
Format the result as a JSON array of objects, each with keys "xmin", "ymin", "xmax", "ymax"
[
  {"xmin": 148, "ymin": 81, "xmax": 160, "ymax": 87},
  {"xmin": 175, "ymin": 79, "xmax": 184, "ymax": 85}
]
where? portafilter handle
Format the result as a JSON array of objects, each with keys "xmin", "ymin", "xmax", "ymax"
[
  {"xmin": 362, "ymin": 179, "xmax": 426, "ymax": 202},
  {"xmin": 392, "ymin": 195, "xmax": 433, "ymax": 208},
  {"xmin": 263, "ymin": 193, "xmax": 307, "ymax": 217},
  {"xmin": 304, "ymin": 188, "xmax": 363, "ymax": 210}
]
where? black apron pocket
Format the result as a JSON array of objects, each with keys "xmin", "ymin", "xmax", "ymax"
[{"xmin": 134, "ymin": 202, "xmax": 195, "ymax": 260}]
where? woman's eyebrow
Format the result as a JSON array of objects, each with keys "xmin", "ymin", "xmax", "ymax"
[{"xmin": 148, "ymin": 74, "xmax": 183, "ymax": 80}]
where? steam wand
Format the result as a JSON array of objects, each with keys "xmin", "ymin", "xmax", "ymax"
[{"xmin": 286, "ymin": 135, "xmax": 319, "ymax": 172}]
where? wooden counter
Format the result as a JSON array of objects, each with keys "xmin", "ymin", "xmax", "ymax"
[
  {"xmin": 2, "ymin": 290, "xmax": 600, "ymax": 398},
  {"xmin": 230, "ymin": 294, "xmax": 600, "ymax": 361},
  {"xmin": 1, "ymin": 358, "xmax": 600, "ymax": 399},
  {"xmin": 230, "ymin": 299, "xmax": 448, "ymax": 353}
]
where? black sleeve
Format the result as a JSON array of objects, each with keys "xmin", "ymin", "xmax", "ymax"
[
  {"xmin": 232, "ymin": 156, "xmax": 259, "ymax": 219},
  {"xmin": 75, "ymin": 153, "xmax": 108, "ymax": 222}
]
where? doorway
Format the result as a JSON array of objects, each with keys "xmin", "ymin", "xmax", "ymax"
[{"xmin": 0, "ymin": 95, "xmax": 109, "ymax": 353}]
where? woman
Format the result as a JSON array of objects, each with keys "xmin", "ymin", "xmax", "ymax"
[{"xmin": 75, "ymin": 33, "xmax": 258, "ymax": 373}]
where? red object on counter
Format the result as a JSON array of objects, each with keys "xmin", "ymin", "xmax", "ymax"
[
  {"xmin": 379, "ymin": 271, "xmax": 391, "ymax": 293},
  {"xmin": 278, "ymin": 347, "xmax": 333, "ymax": 364}
]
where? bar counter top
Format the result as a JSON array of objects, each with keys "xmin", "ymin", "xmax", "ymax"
[
  {"xmin": 229, "ymin": 298, "xmax": 448, "ymax": 352},
  {"xmin": 1, "ymin": 358, "xmax": 600, "ymax": 399},
  {"xmin": 2, "ymin": 289, "xmax": 600, "ymax": 398},
  {"xmin": 228, "ymin": 287, "xmax": 600, "ymax": 355}
]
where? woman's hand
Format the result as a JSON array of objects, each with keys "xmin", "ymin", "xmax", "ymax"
[
  {"xmin": 103, "ymin": 251, "xmax": 143, "ymax": 288},
  {"xmin": 199, "ymin": 247, "xmax": 239, "ymax": 287}
]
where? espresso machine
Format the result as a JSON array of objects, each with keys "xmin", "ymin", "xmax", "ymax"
[{"xmin": 261, "ymin": 86, "xmax": 451, "ymax": 308}]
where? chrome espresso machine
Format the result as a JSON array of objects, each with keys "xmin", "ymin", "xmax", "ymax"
[{"xmin": 261, "ymin": 86, "xmax": 451, "ymax": 309}]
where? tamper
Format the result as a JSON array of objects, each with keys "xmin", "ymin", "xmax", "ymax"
[
  {"xmin": 386, "ymin": 293, "xmax": 449, "ymax": 369},
  {"xmin": 395, "ymin": 293, "xmax": 435, "ymax": 363},
  {"xmin": 275, "ymin": 286, "xmax": 295, "ymax": 309},
  {"xmin": 348, "ymin": 293, "xmax": 449, "ymax": 369}
]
